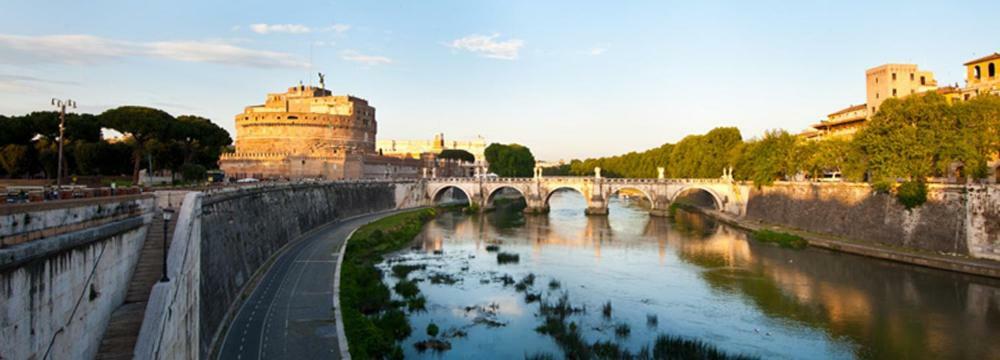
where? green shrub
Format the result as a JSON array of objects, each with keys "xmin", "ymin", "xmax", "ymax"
[
  {"xmin": 340, "ymin": 208, "xmax": 437, "ymax": 359},
  {"xmin": 426, "ymin": 322, "xmax": 439, "ymax": 337},
  {"xmin": 872, "ymin": 180, "xmax": 893, "ymax": 194},
  {"xmin": 751, "ymin": 229, "xmax": 808, "ymax": 249},
  {"xmin": 895, "ymin": 180, "xmax": 927, "ymax": 209}
]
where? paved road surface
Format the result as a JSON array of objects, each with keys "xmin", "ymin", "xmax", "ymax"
[{"xmin": 217, "ymin": 210, "xmax": 403, "ymax": 359}]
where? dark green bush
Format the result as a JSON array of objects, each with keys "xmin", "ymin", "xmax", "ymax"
[{"xmin": 895, "ymin": 180, "xmax": 927, "ymax": 209}]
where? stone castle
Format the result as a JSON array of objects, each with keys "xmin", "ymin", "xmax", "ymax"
[{"xmin": 219, "ymin": 84, "xmax": 421, "ymax": 179}]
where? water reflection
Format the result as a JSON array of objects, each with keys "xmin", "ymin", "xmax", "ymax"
[{"xmin": 390, "ymin": 192, "xmax": 1000, "ymax": 359}]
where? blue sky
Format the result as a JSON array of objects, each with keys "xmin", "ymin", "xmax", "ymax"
[{"xmin": 1, "ymin": 0, "xmax": 997, "ymax": 160}]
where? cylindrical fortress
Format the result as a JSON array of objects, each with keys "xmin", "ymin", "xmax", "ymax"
[{"xmin": 220, "ymin": 84, "xmax": 380, "ymax": 179}]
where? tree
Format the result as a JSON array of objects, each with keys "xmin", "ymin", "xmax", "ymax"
[
  {"xmin": 485, "ymin": 143, "xmax": 535, "ymax": 177},
  {"xmin": 99, "ymin": 106, "xmax": 175, "ymax": 181},
  {"xmin": 174, "ymin": 115, "xmax": 232, "ymax": 169},
  {"xmin": 438, "ymin": 149, "xmax": 475, "ymax": 163},
  {"xmin": 855, "ymin": 93, "xmax": 955, "ymax": 181},
  {"xmin": 735, "ymin": 130, "xmax": 798, "ymax": 185},
  {"xmin": 0, "ymin": 144, "xmax": 31, "ymax": 177}
]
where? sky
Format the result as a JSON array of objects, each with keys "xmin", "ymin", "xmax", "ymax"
[{"xmin": 1, "ymin": 0, "xmax": 997, "ymax": 161}]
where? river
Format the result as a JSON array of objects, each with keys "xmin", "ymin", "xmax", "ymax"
[{"xmin": 377, "ymin": 191, "xmax": 1000, "ymax": 359}]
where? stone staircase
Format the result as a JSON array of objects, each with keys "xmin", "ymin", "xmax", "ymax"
[{"xmin": 95, "ymin": 208, "xmax": 176, "ymax": 360}]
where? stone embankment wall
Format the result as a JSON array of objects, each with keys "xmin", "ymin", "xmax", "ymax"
[
  {"xmin": 198, "ymin": 181, "xmax": 422, "ymax": 357},
  {"xmin": 135, "ymin": 192, "xmax": 202, "ymax": 360},
  {"xmin": 746, "ymin": 182, "xmax": 999, "ymax": 260},
  {"xmin": 0, "ymin": 195, "xmax": 154, "ymax": 360}
]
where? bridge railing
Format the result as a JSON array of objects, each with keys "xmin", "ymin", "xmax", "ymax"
[{"xmin": 425, "ymin": 176, "xmax": 736, "ymax": 184}]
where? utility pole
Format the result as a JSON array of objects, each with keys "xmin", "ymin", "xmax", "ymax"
[{"xmin": 51, "ymin": 98, "xmax": 76, "ymax": 190}]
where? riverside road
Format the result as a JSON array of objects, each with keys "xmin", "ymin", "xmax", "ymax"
[{"xmin": 216, "ymin": 210, "xmax": 403, "ymax": 360}]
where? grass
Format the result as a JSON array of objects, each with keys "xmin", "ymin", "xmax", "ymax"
[
  {"xmin": 497, "ymin": 251, "xmax": 521, "ymax": 264},
  {"xmin": 339, "ymin": 208, "xmax": 437, "ymax": 359},
  {"xmin": 751, "ymin": 229, "xmax": 808, "ymax": 249}
]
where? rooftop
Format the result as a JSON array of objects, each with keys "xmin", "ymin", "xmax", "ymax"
[
  {"xmin": 963, "ymin": 52, "xmax": 1000, "ymax": 66},
  {"xmin": 827, "ymin": 104, "xmax": 866, "ymax": 118}
]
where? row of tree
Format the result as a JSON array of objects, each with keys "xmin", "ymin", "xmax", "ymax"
[
  {"xmin": 546, "ymin": 93, "xmax": 1000, "ymax": 184},
  {"xmin": 0, "ymin": 106, "xmax": 232, "ymax": 183}
]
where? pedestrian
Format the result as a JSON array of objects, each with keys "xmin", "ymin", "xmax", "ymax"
[{"xmin": 111, "ymin": 181, "xmax": 117, "ymax": 196}]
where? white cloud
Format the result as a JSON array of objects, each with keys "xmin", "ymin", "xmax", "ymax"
[
  {"xmin": 0, "ymin": 33, "xmax": 309, "ymax": 68},
  {"xmin": 249, "ymin": 23, "xmax": 311, "ymax": 34},
  {"xmin": 448, "ymin": 34, "xmax": 524, "ymax": 60},
  {"xmin": 588, "ymin": 47, "xmax": 608, "ymax": 56},
  {"xmin": 340, "ymin": 49, "xmax": 392, "ymax": 66},
  {"xmin": 0, "ymin": 74, "xmax": 77, "ymax": 93},
  {"xmin": 247, "ymin": 23, "xmax": 350, "ymax": 35},
  {"xmin": 323, "ymin": 24, "xmax": 351, "ymax": 34}
]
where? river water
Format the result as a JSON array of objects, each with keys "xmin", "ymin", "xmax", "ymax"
[{"xmin": 378, "ymin": 191, "xmax": 1000, "ymax": 359}]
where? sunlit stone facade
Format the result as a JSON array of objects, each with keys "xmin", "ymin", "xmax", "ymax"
[{"xmin": 220, "ymin": 85, "xmax": 419, "ymax": 179}]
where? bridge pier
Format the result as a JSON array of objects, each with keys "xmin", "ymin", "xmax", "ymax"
[
  {"xmin": 649, "ymin": 196, "xmax": 671, "ymax": 217},
  {"xmin": 584, "ymin": 195, "xmax": 608, "ymax": 215},
  {"xmin": 524, "ymin": 195, "xmax": 549, "ymax": 214}
]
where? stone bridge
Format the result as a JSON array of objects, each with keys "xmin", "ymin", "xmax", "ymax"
[{"xmin": 425, "ymin": 174, "xmax": 751, "ymax": 217}]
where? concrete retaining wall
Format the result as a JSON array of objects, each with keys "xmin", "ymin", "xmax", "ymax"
[
  {"xmin": 134, "ymin": 192, "xmax": 202, "ymax": 360},
  {"xmin": 197, "ymin": 181, "xmax": 422, "ymax": 357},
  {"xmin": 0, "ymin": 197, "xmax": 154, "ymax": 360},
  {"xmin": 746, "ymin": 182, "xmax": 1000, "ymax": 259}
]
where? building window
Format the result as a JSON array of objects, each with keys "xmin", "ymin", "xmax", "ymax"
[
  {"xmin": 910, "ymin": 73, "xmax": 914, "ymax": 81},
  {"xmin": 975, "ymin": 65, "xmax": 981, "ymax": 79},
  {"xmin": 911, "ymin": 90, "xmax": 915, "ymax": 94},
  {"xmin": 892, "ymin": 89, "xmax": 897, "ymax": 97},
  {"xmin": 875, "ymin": 77, "xmax": 879, "ymax": 84},
  {"xmin": 920, "ymin": 76, "xmax": 926, "ymax": 85},
  {"xmin": 892, "ymin": 73, "xmax": 897, "ymax": 81},
  {"xmin": 876, "ymin": 93, "xmax": 879, "ymax": 99},
  {"xmin": 990, "ymin": 63, "xmax": 997, "ymax": 78}
]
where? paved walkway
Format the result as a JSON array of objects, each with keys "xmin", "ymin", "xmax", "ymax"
[{"xmin": 217, "ymin": 210, "xmax": 403, "ymax": 360}]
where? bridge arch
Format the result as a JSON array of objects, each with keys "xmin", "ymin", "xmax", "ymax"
[
  {"xmin": 671, "ymin": 185, "xmax": 724, "ymax": 210},
  {"xmin": 485, "ymin": 185, "xmax": 528, "ymax": 208},
  {"xmin": 543, "ymin": 185, "xmax": 586, "ymax": 208},
  {"xmin": 430, "ymin": 185, "xmax": 473, "ymax": 206},
  {"xmin": 608, "ymin": 185, "xmax": 654, "ymax": 206}
]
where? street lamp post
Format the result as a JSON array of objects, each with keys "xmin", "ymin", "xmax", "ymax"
[
  {"xmin": 160, "ymin": 209, "xmax": 174, "ymax": 282},
  {"xmin": 50, "ymin": 99, "xmax": 76, "ymax": 190}
]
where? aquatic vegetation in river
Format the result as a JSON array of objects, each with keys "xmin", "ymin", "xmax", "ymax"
[
  {"xmin": 406, "ymin": 295, "xmax": 426, "ymax": 312},
  {"xmin": 602, "ymin": 301, "xmax": 613, "ymax": 318},
  {"xmin": 614, "ymin": 322, "xmax": 631, "ymax": 337},
  {"xmin": 391, "ymin": 264, "xmax": 425, "ymax": 279},
  {"xmin": 394, "ymin": 279, "xmax": 420, "ymax": 299},
  {"xmin": 646, "ymin": 314, "xmax": 658, "ymax": 328},
  {"xmin": 548, "ymin": 279, "xmax": 561, "ymax": 290},
  {"xmin": 485, "ymin": 244, "xmax": 501, "ymax": 252},
  {"xmin": 414, "ymin": 339, "xmax": 452, "ymax": 352},
  {"xmin": 497, "ymin": 251, "xmax": 520, "ymax": 264},
  {"xmin": 428, "ymin": 272, "xmax": 460, "ymax": 285},
  {"xmin": 515, "ymin": 273, "xmax": 536, "ymax": 292}
]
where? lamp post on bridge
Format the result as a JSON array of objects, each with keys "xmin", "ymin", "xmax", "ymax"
[
  {"xmin": 160, "ymin": 209, "xmax": 175, "ymax": 282},
  {"xmin": 50, "ymin": 98, "xmax": 76, "ymax": 190}
]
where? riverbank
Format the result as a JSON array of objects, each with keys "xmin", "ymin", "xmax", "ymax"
[
  {"xmin": 338, "ymin": 208, "xmax": 438, "ymax": 358},
  {"xmin": 700, "ymin": 208, "xmax": 1000, "ymax": 279}
]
